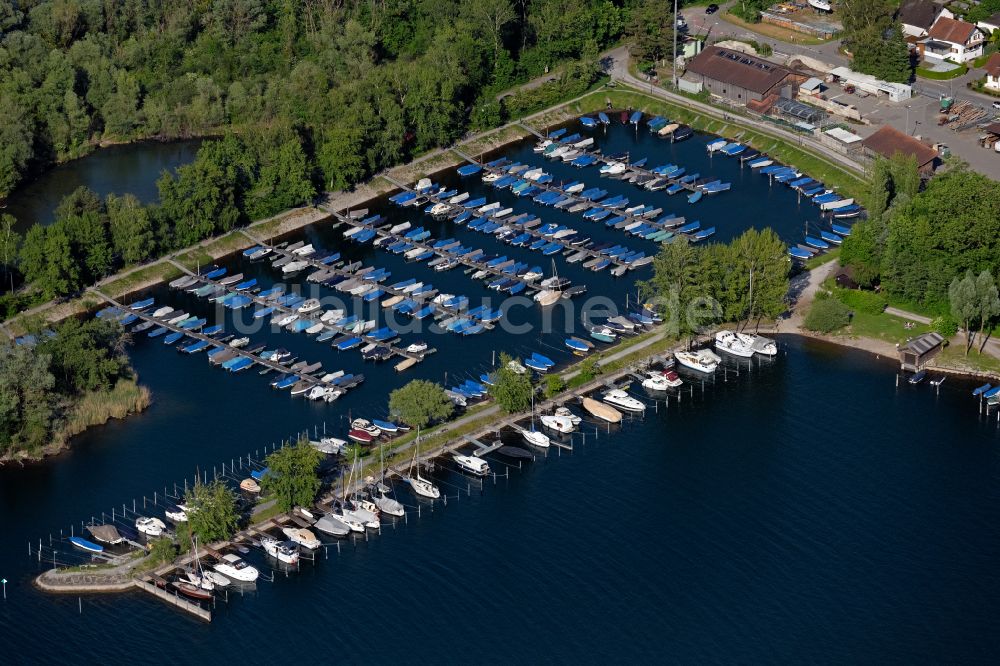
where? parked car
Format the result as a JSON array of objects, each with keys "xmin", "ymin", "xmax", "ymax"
[{"xmin": 706, "ymin": 3, "xmax": 719, "ymax": 13}]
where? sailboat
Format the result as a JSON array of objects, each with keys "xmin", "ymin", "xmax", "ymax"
[
  {"xmin": 405, "ymin": 429, "xmax": 441, "ymax": 499},
  {"xmin": 522, "ymin": 395, "xmax": 551, "ymax": 448},
  {"xmin": 373, "ymin": 443, "xmax": 405, "ymax": 517}
]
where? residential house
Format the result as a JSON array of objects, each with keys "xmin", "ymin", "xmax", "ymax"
[
  {"xmin": 976, "ymin": 12, "xmax": 1000, "ymax": 36},
  {"xmin": 898, "ymin": 0, "xmax": 951, "ymax": 38},
  {"xmin": 684, "ymin": 46, "xmax": 804, "ymax": 107},
  {"xmin": 860, "ymin": 125, "xmax": 938, "ymax": 174},
  {"xmin": 983, "ymin": 53, "xmax": 1000, "ymax": 92},
  {"xmin": 923, "ymin": 16, "xmax": 986, "ymax": 63}
]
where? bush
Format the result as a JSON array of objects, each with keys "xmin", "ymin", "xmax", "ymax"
[
  {"xmin": 804, "ymin": 297, "xmax": 852, "ymax": 333},
  {"xmin": 932, "ymin": 314, "xmax": 959, "ymax": 338},
  {"xmin": 543, "ymin": 374, "xmax": 567, "ymax": 398},
  {"xmin": 834, "ymin": 288, "xmax": 887, "ymax": 315}
]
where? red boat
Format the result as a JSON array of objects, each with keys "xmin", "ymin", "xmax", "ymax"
[
  {"xmin": 348, "ymin": 429, "xmax": 374, "ymax": 443},
  {"xmin": 173, "ymin": 581, "xmax": 212, "ymax": 601}
]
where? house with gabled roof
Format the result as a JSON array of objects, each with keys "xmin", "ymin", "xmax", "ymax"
[
  {"xmin": 922, "ymin": 16, "xmax": 986, "ymax": 64},
  {"xmin": 898, "ymin": 0, "xmax": 951, "ymax": 38}
]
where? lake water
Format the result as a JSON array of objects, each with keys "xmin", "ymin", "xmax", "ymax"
[
  {"xmin": 1, "ymin": 121, "xmax": 999, "ymax": 662},
  {"xmin": 3, "ymin": 140, "xmax": 202, "ymax": 234}
]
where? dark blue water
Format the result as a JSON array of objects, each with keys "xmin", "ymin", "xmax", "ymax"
[
  {"xmin": 3, "ymin": 140, "xmax": 201, "ymax": 234},
  {"xmin": 2, "ymin": 122, "xmax": 999, "ymax": 662}
]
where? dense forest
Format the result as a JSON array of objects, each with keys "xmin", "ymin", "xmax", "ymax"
[
  {"xmin": 0, "ymin": 317, "xmax": 146, "ymax": 458},
  {"xmin": 0, "ymin": 0, "xmax": 692, "ymax": 311},
  {"xmin": 0, "ymin": 0, "xmax": 641, "ymax": 202},
  {"xmin": 840, "ymin": 159, "xmax": 1000, "ymax": 314}
]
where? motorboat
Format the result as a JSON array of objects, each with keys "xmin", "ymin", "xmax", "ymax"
[
  {"xmin": 735, "ymin": 332, "xmax": 778, "ymax": 356},
  {"xmin": 522, "ymin": 429, "xmax": 551, "ymax": 448},
  {"xmin": 298, "ymin": 299, "xmax": 321, "ymax": 314},
  {"xmin": 453, "ymin": 454, "xmax": 490, "ymax": 476},
  {"xmin": 533, "ymin": 289, "xmax": 562, "ymax": 306},
  {"xmin": 135, "ymin": 516, "xmax": 166, "ymax": 537},
  {"xmin": 282, "ymin": 527, "xmax": 322, "ymax": 550},
  {"xmin": 674, "ymin": 349, "xmax": 719, "ymax": 373},
  {"xmin": 554, "ymin": 407, "xmax": 581, "ymax": 426},
  {"xmin": 348, "ymin": 429, "xmax": 374, "ymax": 444},
  {"xmin": 714, "ymin": 330, "xmax": 754, "ymax": 358},
  {"xmin": 203, "ymin": 571, "xmax": 231, "ymax": 588},
  {"xmin": 229, "ymin": 336, "xmax": 250, "ymax": 348},
  {"xmin": 602, "ymin": 388, "xmax": 645, "ymax": 413},
  {"xmin": 276, "ymin": 314, "xmax": 299, "ymax": 327},
  {"xmin": 539, "ymin": 414, "xmax": 575, "ymax": 433},
  {"xmin": 311, "ymin": 437, "xmax": 346, "ymax": 455},
  {"xmin": 582, "ymin": 397, "xmax": 622, "ymax": 423},
  {"xmin": 351, "ymin": 419, "xmax": 382, "ymax": 438},
  {"xmin": 213, "ymin": 553, "xmax": 260, "ymax": 582},
  {"xmin": 642, "ymin": 370, "xmax": 682, "ymax": 391},
  {"xmin": 406, "ymin": 341, "xmax": 428, "ymax": 354},
  {"xmin": 261, "ymin": 536, "xmax": 300, "ymax": 565},
  {"xmin": 164, "ymin": 505, "xmax": 189, "ymax": 522},
  {"xmin": 239, "ymin": 478, "xmax": 261, "ymax": 493},
  {"xmin": 507, "ymin": 360, "xmax": 527, "ymax": 375}
]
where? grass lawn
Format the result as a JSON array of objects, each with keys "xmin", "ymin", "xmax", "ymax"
[
  {"xmin": 842, "ymin": 309, "xmax": 932, "ymax": 345},
  {"xmin": 936, "ymin": 344, "xmax": 1000, "ymax": 375},
  {"xmin": 806, "ymin": 247, "xmax": 840, "ymax": 270},
  {"xmin": 916, "ymin": 65, "xmax": 968, "ymax": 80},
  {"xmin": 721, "ymin": 11, "xmax": 834, "ymax": 46}
]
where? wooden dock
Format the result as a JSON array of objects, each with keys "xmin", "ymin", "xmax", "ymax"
[{"xmin": 134, "ymin": 578, "xmax": 212, "ymax": 622}]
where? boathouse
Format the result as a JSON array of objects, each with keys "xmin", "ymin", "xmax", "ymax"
[
  {"xmin": 861, "ymin": 126, "xmax": 938, "ymax": 174},
  {"xmin": 684, "ymin": 46, "xmax": 803, "ymax": 106},
  {"xmin": 898, "ymin": 332, "xmax": 944, "ymax": 371}
]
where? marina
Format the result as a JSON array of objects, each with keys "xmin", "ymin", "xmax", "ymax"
[{"xmin": 3, "ymin": 116, "xmax": 995, "ymax": 662}]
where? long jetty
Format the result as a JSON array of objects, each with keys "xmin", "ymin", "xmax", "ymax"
[{"xmin": 240, "ymin": 231, "xmax": 497, "ymax": 332}]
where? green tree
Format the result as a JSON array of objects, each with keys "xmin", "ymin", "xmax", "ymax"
[
  {"xmin": 36, "ymin": 317, "xmax": 128, "ymax": 394},
  {"xmin": 0, "ymin": 344, "xmax": 56, "ymax": 456},
  {"xmin": 41, "ymin": 224, "xmax": 81, "ymax": 297},
  {"xmin": 543, "ymin": 374, "xmax": 567, "ymax": 398},
  {"xmin": 0, "ymin": 214, "xmax": 21, "ymax": 293},
  {"xmin": 185, "ymin": 479, "xmax": 239, "ymax": 544},
  {"xmin": 949, "ymin": 270, "xmax": 978, "ymax": 354},
  {"xmin": 106, "ymin": 193, "xmax": 155, "ymax": 264},
  {"xmin": 490, "ymin": 353, "xmax": 534, "ymax": 413},
  {"xmin": 974, "ymin": 270, "xmax": 1000, "ymax": 353},
  {"xmin": 804, "ymin": 297, "xmax": 851, "ymax": 333},
  {"xmin": 627, "ymin": 0, "xmax": 675, "ymax": 64},
  {"xmin": 388, "ymin": 379, "xmax": 454, "ymax": 429},
  {"xmin": 261, "ymin": 439, "xmax": 323, "ymax": 512}
]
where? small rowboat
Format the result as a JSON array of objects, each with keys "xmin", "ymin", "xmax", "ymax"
[
  {"xmin": 69, "ymin": 537, "xmax": 104, "ymax": 553},
  {"xmin": 240, "ymin": 478, "xmax": 261, "ymax": 493}
]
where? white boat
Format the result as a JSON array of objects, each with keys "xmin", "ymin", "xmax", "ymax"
[
  {"xmin": 453, "ymin": 454, "xmax": 490, "ymax": 476},
  {"xmin": 261, "ymin": 536, "xmax": 299, "ymax": 564},
  {"xmin": 135, "ymin": 516, "xmax": 166, "ymax": 537},
  {"xmin": 292, "ymin": 243, "xmax": 315, "ymax": 256},
  {"xmin": 310, "ymin": 437, "xmax": 346, "ymax": 454},
  {"xmin": 507, "ymin": 360, "xmax": 527, "ymax": 375},
  {"xmin": 307, "ymin": 385, "xmax": 332, "ymax": 401},
  {"xmin": 282, "ymin": 260, "xmax": 309, "ymax": 274},
  {"xmin": 406, "ymin": 432, "xmax": 440, "ymax": 499},
  {"xmin": 152, "ymin": 306, "xmax": 173, "ymax": 318},
  {"xmin": 600, "ymin": 162, "xmax": 626, "ymax": 176},
  {"xmin": 298, "ymin": 299, "xmax": 321, "ymax": 313},
  {"xmin": 321, "ymin": 309, "xmax": 345, "ymax": 323},
  {"xmin": 522, "ymin": 429, "xmax": 551, "ymax": 448},
  {"xmin": 429, "ymin": 202, "xmax": 451, "ymax": 216},
  {"xmin": 164, "ymin": 506, "xmax": 188, "ymax": 523},
  {"xmin": 533, "ymin": 140, "xmax": 553, "ymax": 153},
  {"xmin": 483, "ymin": 172, "xmax": 502, "ymax": 182},
  {"xmin": 539, "ymin": 414, "xmax": 575, "ymax": 433},
  {"xmin": 181, "ymin": 570, "xmax": 214, "ymax": 591},
  {"xmin": 203, "ymin": 571, "xmax": 231, "ymax": 588},
  {"xmin": 675, "ymin": 350, "xmax": 719, "ymax": 373},
  {"xmin": 415, "ymin": 177, "xmax": 432, "ymax": 190},
  {"xmin": 282, "ymin": 527, "xmax": 321, "ymax": 550},
  {"xmin": 736, "ymin": 332, "xmax": 778, "ymax": 356},
  {"xmin": 642, "ymin": 370, "xmax": 683, "ymax": 390},
  {"xmin": 276, "ymin": 314, "xmax": 298, "ymax": 327},
  {"xmin": 714, "ymin": 330, "xmax": 754, "ymax": 358},
  {"xmin": 229, "ymin": 336, "xmax": 250, "ymax": 348},
  {"xmin": 808, "ymin": 0, "xmax": 831, "ymax": 11},
  {"xmin": 374, "ymin": 492, "xmax": 405, "ymax": 517},
  {"xmin": 306, "ymin": 322, "xmax": 325, "ymax": 335},
  {"xmin": 389, "ymin": 221, "xmax": 412, "ymax": 234},
  {"xmin": 554, "ymin": 407, "xmax": 581, "ymax": 426},
  {"xmin": 213, "ymin": 553, "xmax": 260, "ymax": 582},
  {"xmin": 602, "ymin": 388, "xmax": 645, "ymax": 413}
]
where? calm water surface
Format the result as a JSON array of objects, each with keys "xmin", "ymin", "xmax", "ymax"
[
  {"xmin": 1, "ymin": 122, "xmax": 998, "ymax": 663},
  {"xmin": 3, "ymin": 140, "xmax": 201, "ymax": 233}
]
